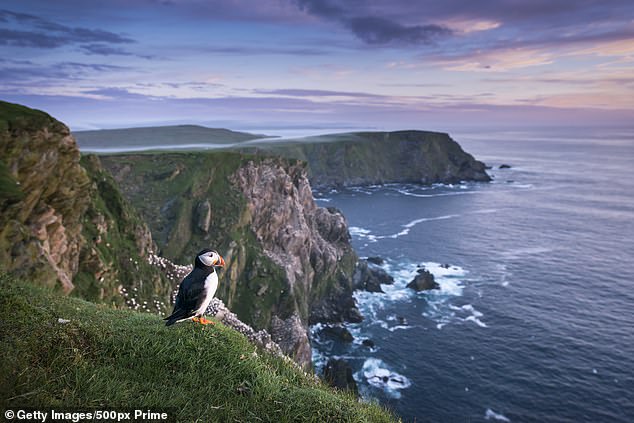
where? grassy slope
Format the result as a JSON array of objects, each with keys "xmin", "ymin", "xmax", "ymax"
[
  {"xmin": 73, "ymin": 155, "xmax": 173, "ymax": 309},
  {"xmin": 0, "ymin": 274, "xmax": 396, "ymax": 422}
]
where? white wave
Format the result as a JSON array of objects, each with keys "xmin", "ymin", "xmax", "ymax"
[
  {"xmin": 352, "ymin": 259, "xmax": 486, "ymax": 332},
  {"xmin": 465, "ymin": 315, "xmax": 488, "ymax": 327},
  {"xmin": 460, "ymin": 304, "xmax": 482, "ymax": 317},
  {"xmin": 349, "ymin": 226, "xmax": 371, "ymax": 236},
  {"xmin": 349, "ymin": 226, "xmax": 379, "ymax": 243},
  {"xmin": 353, "ymin": 213, "xmax": 480, "ymax": 242},
  {"xmin": 485, "ymin": 408, "xmax": 511, "ymax": 422},
  {"xmin": 395, "ymin": 190, "xmax": 479, "ymax": 198},
  {"xmin": 447, "ymin": 304, "xmax": 488, "ymax": 328},
  {"xmin": 387, "ymin": 324, "xmax": 412, "ymax": 332},
  {"xmin": 403, "ymin": 214, "xmax": 459, "ymax": 229},
  {"xmin": 423, "ymin": 262, "xmax": 467, "ymax": 278},
  {"xmin": 315, "ymin": 197, "xmax": 332, "ymax": 202},
  {"xmin": 358, "ymin": 358, "xmax": 411, "ymax": 399},
  {"xmin": 472, "ymin": 208, "xmax": 499, "ymax": 214}
]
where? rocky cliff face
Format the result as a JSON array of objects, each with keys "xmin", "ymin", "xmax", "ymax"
[
  {"xmin": 0, "ymin": 101, "xmax": 171, "ymax": 309},
  {"xmin": 0, "ymin": 101, "xmax": 91, "ymax": 292},
  {"xmin": 246, "ymin": 130, "xmax": 491, "ymax": 188},
  {"xmin": 231, "ymin": 158, "xmax": 359, "ymax": 366},
  {"xmin": 98, "ymin": 153, "xmax": 361, "ymax": 368}
]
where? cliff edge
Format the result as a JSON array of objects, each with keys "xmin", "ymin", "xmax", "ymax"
[
  {"xmin": 244, "ymin": 130, "xmax": 491, "ymax": 187},
  {"xmin": 0, "ymin": 101, "xmax": 172, "ymax": 308}
]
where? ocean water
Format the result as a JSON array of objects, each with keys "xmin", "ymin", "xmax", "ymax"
[{"xmin": 311, "ymin": 129, "xmax": 634, "ymax": 422}]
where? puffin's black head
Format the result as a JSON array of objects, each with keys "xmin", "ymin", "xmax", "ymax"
[{"xmin": 195, "ymin": 249, "xmax": 225, "ymax": 269}]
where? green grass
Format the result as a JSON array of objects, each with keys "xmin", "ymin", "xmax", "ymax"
[
  {"xmin": 0, "ymin": 100, "xmax": 55, "ymax": 133},
  {"xmin": 0, "ymin": 274, "xmax": 398, "ymax": 422}
]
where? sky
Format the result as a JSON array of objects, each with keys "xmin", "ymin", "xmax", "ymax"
[{"xmin": 1, "ymin": 0, "xmax": 634, "ymax": 133}]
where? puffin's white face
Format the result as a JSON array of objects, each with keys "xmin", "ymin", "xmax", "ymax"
[{"xmin": 198, "ymin": 250, "xmax": 225, "ymax": 267}]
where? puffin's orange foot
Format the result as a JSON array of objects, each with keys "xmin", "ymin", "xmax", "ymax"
[
  {"xmin": 199, "ymin": 317, "xmax": 215, "ymax": 325},
  {"xmin": 192, "ymin": 317, "xmax": 200, "ymax": 323}
]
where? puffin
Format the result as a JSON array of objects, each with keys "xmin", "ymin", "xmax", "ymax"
[{"xmin": 164, "ymin": 249, "xmax": 225, "ymax": 326}]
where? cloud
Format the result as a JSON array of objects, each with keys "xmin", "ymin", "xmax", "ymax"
[
  {"xmin": 254, "ymin": 88, "xmax": 382, "ymax": 98},
  {"xmin": 0, "ymin": 8, "xmax": 134, "ymax": 51},
  {"xmin": 294, "ymin": 0, "xmax": 452, "ymax": 46},
  {"xmin": 79, "ymin": 43, "xmax": 156, "ymax": 59},
  {"xmin": 347, "ymin": 16, "xmax": 451, "ymax": 45},
  {"xmin": 0, "ymin": 60, "xmax": 131, "ymax": 91},
  {"xmin": 81, "ymin": 87, "xmax": 155, "ymax": 100},
  {"xmin": 439, "ymin": 48, "xmax": 554, "ymax": 72}
]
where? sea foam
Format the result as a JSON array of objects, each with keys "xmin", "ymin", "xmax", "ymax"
[
  {"xmin": 358, "ymin": 358, "xmax": 411, "ymax": 399},
  {"xmin": 485, "ymin": 408, "xmax": 511, "ymax": 422}
]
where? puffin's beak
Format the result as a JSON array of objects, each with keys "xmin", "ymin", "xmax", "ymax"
[{"xmin": 216, "ymin": 255, "xmax": 225, "ymax": 268}]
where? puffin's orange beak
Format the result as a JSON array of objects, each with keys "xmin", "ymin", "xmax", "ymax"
[{"xmin": 216, "ymin": 255, "xmax": 225, "ymax": 268}]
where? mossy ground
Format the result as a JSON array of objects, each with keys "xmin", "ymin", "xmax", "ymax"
[{"xmin": 0, "ymin": 274, "xmax": 397, "ymax": 422}]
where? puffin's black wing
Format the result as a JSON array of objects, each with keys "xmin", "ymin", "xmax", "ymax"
[{"xmin": 164, "ymin": 269, "xmax": 209, "ymax": 326}]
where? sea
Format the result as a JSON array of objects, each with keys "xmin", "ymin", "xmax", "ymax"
[{"xmin": 310, "ymin": 128, "xmax": 634, "ymax": 422}]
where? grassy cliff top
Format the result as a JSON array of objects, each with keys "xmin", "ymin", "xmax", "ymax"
[
  {"xmin": 0, "ymin": 101, "xmax": 58, "ymax": 132},
  {"xmin": 0, "ymin": 274, "xmax": 397, "ymax": 422}
]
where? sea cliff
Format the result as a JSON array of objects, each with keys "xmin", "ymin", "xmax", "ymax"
[
  {"xmin": 97, "ymin": 152, "xmax": 361, "ymax": 367},
  {"xmin": 0, "ymin": 101, "xmax": 173, "ymax": 308},
  {"xmin": 241, "ymin": 130, "xmax": 491, "ymax": 187}
]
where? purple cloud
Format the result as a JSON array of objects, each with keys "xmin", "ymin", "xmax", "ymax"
[
  {"xmin": 294, "ymin": 0, "xmax": 453, "ymax": 46},
  {"xmin": 0, "ymin": 8, "xmax": 134, "ymax": 49}
]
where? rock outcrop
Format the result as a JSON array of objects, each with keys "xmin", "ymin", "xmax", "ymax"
[
  {"xmin": 353, "ymin": 259, "xmax": 394, "ymax": 293},
  {"xmin": 0, "ymin": 101, "xmax": 91, "ymax": 292},
  {"xmin": 231, "ymin": 158, "xmax": 360, "ymax": 367},
  {"xmin": 319, "ymin": 325, "xmax": 354, "ymax": 343},
  {"xmin": 407, "ymin": 268, "xmax": 439, "ymax": 291}
]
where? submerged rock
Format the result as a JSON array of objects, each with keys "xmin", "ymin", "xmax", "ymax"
[
  {"xmin": 353, "ymin": 260, "xmax": 394, "ymax": 293},
  {"xmin": 323, "ymin": 358, "xmax": 358, "ymax": 394},
  {"xmin": 366, "ymin": 256, "xmax": 384, "ymax": 265},
  {"xmin": 407, "ymin": 268, "xmax": 439, "ymax": 291},
  {"xmin": 499, "ymin": 164, "xmax": 512, "ymax": 169},
  {"xmin": 320, "ymin": 325, "xmax": 354, "ymax": 343},
  {"xmin": 361, "ymin": 339, "xmax": 375, "ymax": 348}
]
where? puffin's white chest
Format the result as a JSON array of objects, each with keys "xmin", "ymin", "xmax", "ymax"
[{"xmin": 195, "ymin": 272, "xmax": 218, "ymax": 315}]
